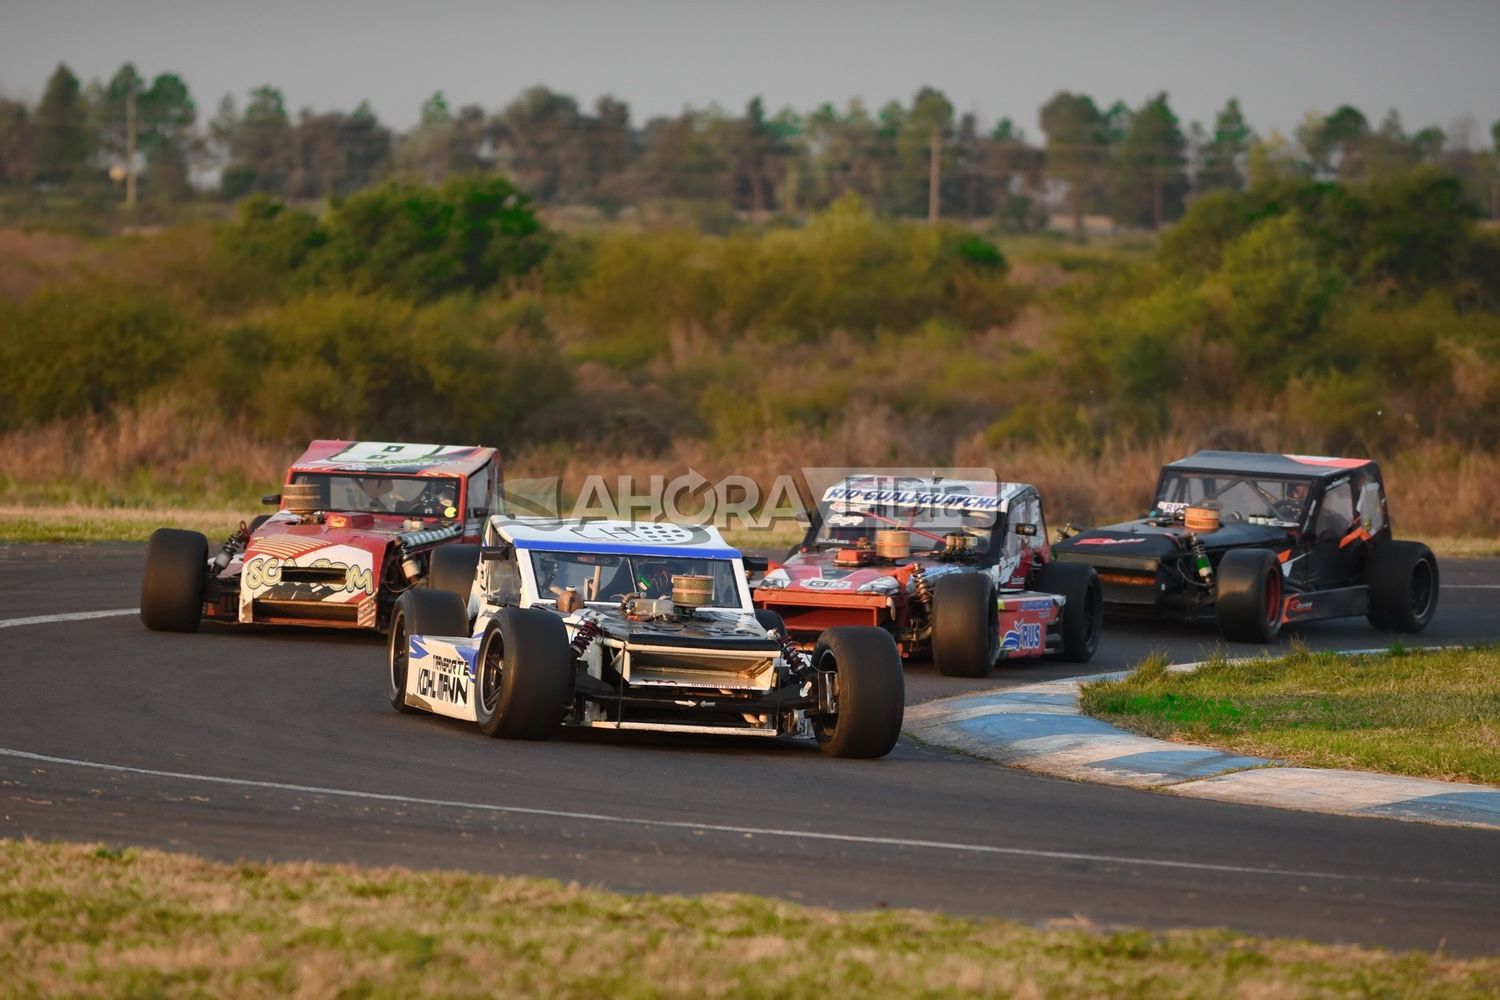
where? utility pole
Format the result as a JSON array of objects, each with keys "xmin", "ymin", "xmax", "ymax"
[
  {"xmin": 125, "ymin": 87, "xmax": 137, "ymax": 209},
  {"xmin": 928, "ymin": 128, "xmax": 941, "ymax": 224}
]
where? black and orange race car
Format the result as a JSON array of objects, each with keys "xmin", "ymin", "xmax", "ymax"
[{"xmin": 1051, "ymin": 451, "xmax": 1438, "ymax": 642}]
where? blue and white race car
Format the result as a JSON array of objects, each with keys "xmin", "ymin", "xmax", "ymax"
[{"xmin": 386, "ymin": 517, "xmax": 906, "ymax": 758}]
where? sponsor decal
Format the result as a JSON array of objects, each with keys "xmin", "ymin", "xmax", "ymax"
[
  {"xmin": 1284, "ymin": 595, "xmax": 1316, "ymax": 617},
  {"xmin": 417, "ymin": 667, "xmax": 470, "ymax": 705},
  {"xmin": 243, "ymin": 555, "xmax": 373, "ymax": 594},
  {"xmin": 1000, "ymin": 622, "xmax": 1043, "ymax": 653},
  {"xmin": 1155, "ymin": 501, "xmax": 1188, "ymax": 514},
  {"xmin": 997, "ymin": 597, "xmax": 1058, "ymax": 613},
  {"xmin": 799, "ymin": 577, "xmax": 854, "ymax": 590},
  {"xmin": 822, "ymin": 486, "xmax": 1002, "ymax": 513},
  {"xmin": 1073, "ymin": 537, "xmax": 1146, "ymax": 546}
]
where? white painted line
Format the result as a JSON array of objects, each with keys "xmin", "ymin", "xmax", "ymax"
[
  {"xmin": 0, "ymin": 608, "xmax": 139, "ymax": 629},
  {"xmin": 1446, "ymin": 584, "xmax": 1500, "ymax": 589},
  {"xmin": 1, "ymin": 746, "xmax": 1488, "ymax": 890}
]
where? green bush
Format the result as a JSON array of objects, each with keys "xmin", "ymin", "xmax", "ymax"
[{"xmin": 0, "ymin": 282, "xmax": 185, "ymax": 428}]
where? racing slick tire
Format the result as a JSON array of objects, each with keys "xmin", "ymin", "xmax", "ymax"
[
  {"xmin": 931, "ymin": 572, "xmax": 999, "ymax": 677},
  {"xmin": 247, "ymin": 514, "xmax": 271, "ymax": 534},
  {"xmin": 428, "ymin": 544, "xmax": 480, "ymax": 603},
  {"xmin": 387, "ymin": 589, "xmax": 470, "ymax": 714},
  {"xmin": 754, "ymin": 609, "xmax": 788, "ymax": 637},
  {"xmin": 1036, "ymin": 562, "xmax": 1103, "ymax": 663},
  {"xmin": 1366, "ymin": 540, "xmax": 1439, "ymax": 633},
  {"xmin": 474, "ymin": 607, "xmax": 573, "ymax": 740},
  {"xmin": 811, "ymin": 626, "xmax": 905, "ymax": 759},
  {"xmin": 1215, "ymin": 549, "xmax": 1283, "ymax": 643},
  {"xmin": 140, "ymin": 528, "xmax": 208, "ymax": 633}
]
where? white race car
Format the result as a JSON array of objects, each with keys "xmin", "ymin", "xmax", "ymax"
[{"xmin": 388, "ymin": 517, "xmax": 906, "ymax": 757}]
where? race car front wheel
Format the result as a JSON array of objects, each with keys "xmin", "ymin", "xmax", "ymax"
[
  {"xmin": 474, "ymin": 608, "xmax": 573, "ymax": 740},
  {"xmin": 388, "ymin": 589, "xmax": 469, "ymax": 713},
  {"xmin": 931, "ymin": 572, "xmax": 999, "ymax": 677},
  {"xmin": 1366, "ymin": 541, "xmax": 1439, "ymax": 633},
  {"xmin": 1215, "ymin": 549, "xmax": 1283, "ymax": 643},
  {"xmin": 140, "ymin": 528, "xmax": 207, "ymax": 633},
  {"xmin": 811, "ymin": 626, "xmax": 905, "ymax": 758}
]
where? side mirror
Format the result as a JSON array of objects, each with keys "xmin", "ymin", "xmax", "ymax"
[
  {"xmin": 470, "ymin": 507, "xmax": 487, "ymax": 519},
  {"xmin": 742, "ymin": 555, "xmax": 769, "ymax": 573},
  {"xmin": 261, "ymin": 493, "xmax": 282, "ymax": 506},
  {"xmin": 1013, "ymin": 522, "xmax": 1038, "ymax": 537},
  {"xmin": 480, "ymin": 543, "xmax": 514, "ymax": 561}
]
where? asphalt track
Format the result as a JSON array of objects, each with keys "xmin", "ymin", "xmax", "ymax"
[{"xmin": 2, "ymin": 543, "xmax": 1498, "ymax": 953}]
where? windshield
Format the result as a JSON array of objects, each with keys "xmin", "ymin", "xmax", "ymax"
[
  {"xmin": 1154, "ymin": 471, "xmax": 1314, "ymax": 524},
  {"xmin": 290, "ymin": 473, "xmax": 462, "ymax": 518},
  {"xmin": 526, "ymin": 550, "xmax": 745, "ymax": 608},
  {"xmin": 813, "ymin": 507, "xmax": 998, "ymax": 555}
]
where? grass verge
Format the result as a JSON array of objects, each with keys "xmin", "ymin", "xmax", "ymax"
[
  {"xmin": 4, "ymin": 838, "xmax": 1498, "ymax": 997},
  {"xmin": 1081, "ymin": 646, "xmax": 1500, "ymax": 785}
]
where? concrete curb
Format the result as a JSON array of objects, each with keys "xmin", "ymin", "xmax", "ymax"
[{"xmin": 904, "ymin": 656, "xmax": 1500, "ymax": 831}]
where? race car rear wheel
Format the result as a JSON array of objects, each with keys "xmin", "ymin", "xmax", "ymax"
[
  {"xmin": 388, "ymin": 589, "xmax": 469, "ymax": 713},
  {"xmin": 1366, "ymin": 541, "xmax": 1439, "ymax": 633},
  {"xmin": 1036, "ymin": 562, "xmax": 1103, "ymax": 663},
  {"xmin": 474, "ymin": 608, "xmax": 573, "ymax": 740},
  {"xmin": 1215, "ymin": 549, "xmax": 1283, "ymax": 643},
  {"xmin": 428, "ymin": 544, "xmax": 480, "ymax": 604},
  {"xmin": 140, "ymin": 528, "xmax": 208, "ymax": 633},
  {"xmin": 931, "ymin": 572, "xmax": 999, "ymax": 677},
  {"xmin": 811, "ymin": 626, "xmax": 904, "ymax": 758}
]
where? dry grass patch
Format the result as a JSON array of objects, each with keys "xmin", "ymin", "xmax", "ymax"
[{"xmin": 3, "ymin": 839, "xmax": 1498, "ymax": 998}]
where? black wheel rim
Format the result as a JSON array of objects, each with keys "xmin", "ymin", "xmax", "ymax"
[
  {"xmin": 390, "ymin": 614, "xmax": 407, "ymax": 696},
  {"xmin": 480, "ymin": 638, "xmax": 504, "ymax": 716},
  {"xmin": 1410, "ymin": 559, "xmax": 1436, "ymax": 620}
]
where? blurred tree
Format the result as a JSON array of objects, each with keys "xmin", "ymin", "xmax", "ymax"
[
  {"xmin": 0, "ymin": 97, "xmax": 33, "ymax": 184},
  {"xmin": 585, "ymin": 95, "xmax": 637, "ymax": 212},
  {"xmin": 1041, "ymin": 91, "xmax": 1103, "ymax": 237},
  {"xmin": 638, "ymin": 110, "xmax": 725, "ymax": 202},
  {"xmin": 1298, "ymin": 104, "xmax": 1369, "ymax": 180},
  {"xmin": 221, "ymin": 85, "xmax": 295, "ymax": 196},
  {"xmin": 1246, "ymin": 128, "xmax": 1304, "ymax": 186},
  {"xmin": 393, "ymin": 93, "xmax": 489, "ymax": 183},
  {"xmin": 895, "ymin": 87, "xmax": 951, "ymax": 218},
  {"xmin": 1196, "ymin": 98, "xmax": 1252, "ymax": 193},
  {"xmin": 1108, "ymin": 92, "xmax": 1188, "ymax": 229},
  {"xmin": 137, "ymin": 73, "xmax": 199, "ymax": 199},
  {"xmin": 291, "ymin": 101, "xmax": 391, "ymax": 198},
  {"xmin": 497, "ymin": 86, "xmax": 588, "ymax": 202},
  {"xmin": 985, "ymin": 118, "xmax": 1043, "ymax": 232},
  {"xmin": 32, "ymin": 63, "xmax": 92, "ymax": 185},
  {"xmin": 804, "ymin": 99, "xmax": 890, "ymax": 211},
  {"xmin": 953, "ymin": 112, "xmax": 986, "ymax": 219}
]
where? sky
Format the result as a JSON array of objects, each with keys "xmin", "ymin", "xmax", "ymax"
[{"xmin": 2, "ymin": 0, "xmax": 1497, "ymax": 144}]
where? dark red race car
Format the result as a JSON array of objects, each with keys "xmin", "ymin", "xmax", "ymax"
[
  {"xmin": 752, "ymin": 475, "xmax": 1102, "ymax": 676},
  {"xmin": 141, "ymin": 440, "xmax": 500, "ymax": 633},
  {"xmin": 1052, "ymin": 451, "xmax": 1439, "ymax": 642}
]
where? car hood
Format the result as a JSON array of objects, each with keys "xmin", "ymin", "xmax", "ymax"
[
  {"xmin": 587, "ymin": 607, "xmax": 780, "ymax": 651},
  {"xmin": 1054, "ymin": 520, "xmax": 1296, "ymax": 560}
]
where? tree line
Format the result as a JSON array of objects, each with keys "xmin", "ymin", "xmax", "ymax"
[{"xmin": 2, "ymin": 61, "xmax": 1498, "ymax": 231}]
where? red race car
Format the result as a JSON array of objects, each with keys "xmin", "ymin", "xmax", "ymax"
[
  {"xmin": 753, "ymin": 475, "xmax": 1102, "ymax": 676},
  {"xmin": 141, "ymin": 440, "xmax": 500, "ymax": 633}
]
